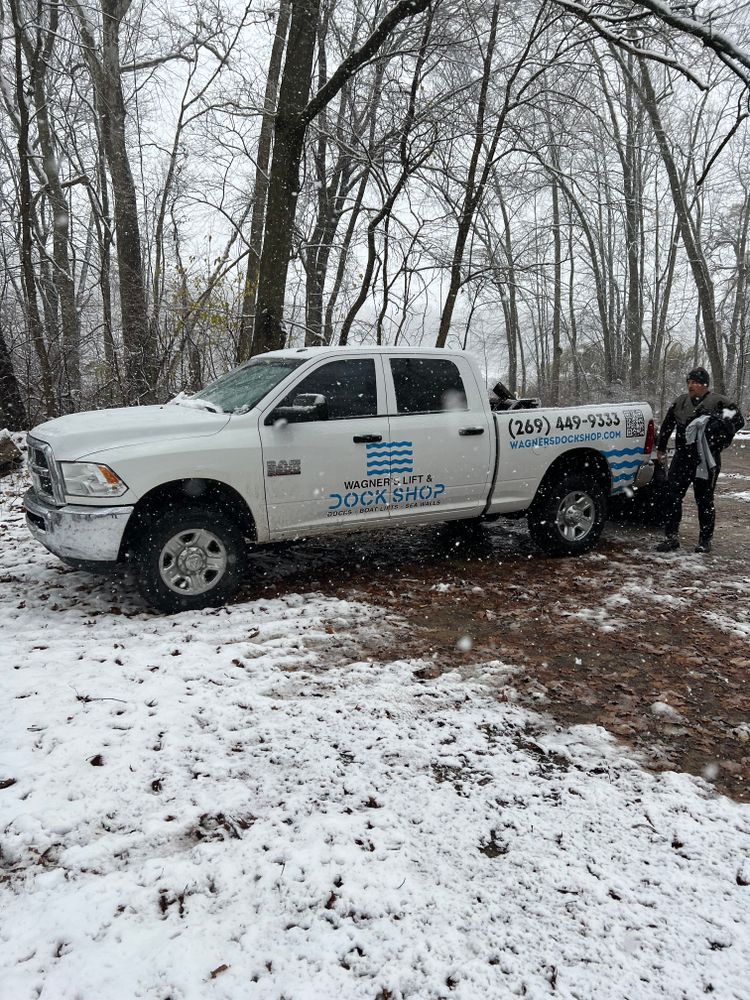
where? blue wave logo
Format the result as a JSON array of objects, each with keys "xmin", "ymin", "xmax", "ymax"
[
  {"xmin": 602, "ymin": 447, "xmax": 644, "ymax": 458},
  {"xmin": 609, "ymin": 459, "xmax": 641, "ymax": 470},
  {"xmin": 603, "ymin": 447, "xmax": 647, "ymax": 493},
  {"xmin": 366, "ymin": 440, "xmax": 414, "ymax": 474}
]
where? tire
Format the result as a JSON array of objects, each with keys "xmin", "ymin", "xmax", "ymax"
[
  {"xmin": 527, "ymin": 473, "xmax": 606, "ymax": 556},
  {"xmin": 133, "ymin": 503, "xmax": 245, "ymax": 613}
]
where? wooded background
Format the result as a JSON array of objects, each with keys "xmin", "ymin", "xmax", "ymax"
[{"xmin": 2, "ymin": 0, "xmax": 750, "ymax": 429}]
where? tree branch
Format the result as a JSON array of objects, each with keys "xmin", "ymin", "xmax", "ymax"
[
  {"xmin": 554, "ymin": 0, "xmax": 750, "ymax": 90},
  {"xmin": 301, "ymin": 0, "xmax": 431, "ymax": 127}
]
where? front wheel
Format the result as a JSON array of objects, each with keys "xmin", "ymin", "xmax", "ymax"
[
  {"xmin": 527, "ymin": 473, "xmax": 606, "ymax": 556},
  {"xmin": 133, "ymin": 503, "xmax": 246, "ymax": 612}
]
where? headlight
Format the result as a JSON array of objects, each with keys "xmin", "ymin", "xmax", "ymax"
[{"xmin": 60, "ymin": 462, "xmax": 128, "ymax": 498}]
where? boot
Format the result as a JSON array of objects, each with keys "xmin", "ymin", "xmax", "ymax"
[
  {"xmin": 694, "ymin": 537, "xmax": 712, "ymax": 553},
  {"xmin": 656, "ymin": 536, "xmax": 680, "ymax": 552}
]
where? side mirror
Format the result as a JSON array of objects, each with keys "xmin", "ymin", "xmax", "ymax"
[{"xmin": 266, "ymin": 393, "xmax": 328, "ymax": 425}]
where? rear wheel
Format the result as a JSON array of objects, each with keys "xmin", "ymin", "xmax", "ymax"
[
  {"xmin": 527, "ymin": 473, "xmax": 606, "ymax": 556},
  {"xmin": 133, "ymin": 503, "xmax": 245, "ymax": 612}
]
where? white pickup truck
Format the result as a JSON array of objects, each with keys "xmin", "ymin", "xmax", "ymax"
[{"xmin": 24, "ymin": 347, "xmax": 655, "ymax": 611}]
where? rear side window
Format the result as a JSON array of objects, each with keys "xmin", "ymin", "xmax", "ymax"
[
  {"xmin": 278, "ymin": 358, "xmax": 378, "ymax": 420},
  {"xmin": 390, "ymin": 358, "xmax": 468, "ymax": 414}
]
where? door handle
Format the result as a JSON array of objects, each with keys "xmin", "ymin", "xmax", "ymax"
[
  {"xmin": 353, "ymin": 434, "xmax": 383, "ymax": 443},
  {"xmin": 459, "ymin": 426, "xmax": 485, "ymax": 436}
]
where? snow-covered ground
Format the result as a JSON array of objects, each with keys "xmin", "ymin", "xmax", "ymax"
[
  {"xmin": 2, "ymin": 471, "xmax": 750, "ymax": 1000},
  {"xmin": 720, "ymin": 460, "xmax": 750, "ymax": 500}
]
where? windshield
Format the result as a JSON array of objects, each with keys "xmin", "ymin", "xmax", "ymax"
[{"xmin": 181, "ymin": 357, "xmax": 305, "ymax": 415}]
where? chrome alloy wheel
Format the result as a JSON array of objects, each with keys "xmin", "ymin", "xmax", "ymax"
[
  {"xmin": 158, "ymin": 528, "xmax": 228, "ymax": 595},
  {"xmin": 555, "ymin": 490, "xmax": 595, "ymax": 542}
]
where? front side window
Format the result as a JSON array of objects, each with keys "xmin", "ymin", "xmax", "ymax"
[
  {"xmin": 390, "ymin": 358, "xmax": 468, "ymax": 414},
  {"xmin": 183, "ymin": 358, "xmax": 305, "ymax": 414},
  {"xmin": 277, "ymin": 358, "xmax": 378, "ymax": 420}
]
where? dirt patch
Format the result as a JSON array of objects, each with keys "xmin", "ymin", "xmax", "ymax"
[{"xmin": 246, "ymin": 439, "xmax": 750, "ymax": 801}]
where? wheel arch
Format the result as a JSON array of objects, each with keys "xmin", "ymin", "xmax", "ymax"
[
  {"xmin": 531, "ymin": 448, "xmax": 611, "ymax": 510},
  {"xmin": 118, "ymin": 478, "xmax": 257, "ymax": 560}
]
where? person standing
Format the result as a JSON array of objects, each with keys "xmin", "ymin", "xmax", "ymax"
[{"xmin": 655, "ymin": 367, "xmax": 745, "ymax": 553}]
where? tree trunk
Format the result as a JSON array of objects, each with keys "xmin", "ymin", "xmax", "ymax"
[
  {"xmin": 436, "ymin": 2, "xmax": 501, "ymax": 348},
  {"xmin": 237, "ymin": 0, "xmax": 291, "ymax": 361},
  {"xmin": 497, "ymin": 190, "xmax": 520, "ymax": 393},
  {"xmin": 322, "ymin": 59, "xmax": 386, "ymax": 345},
  {"xmin": 637, "ymin": 60, "xmax": 725, "ymax": 391},
  {"xmin": 99, "ymin": 0, "xmax": 154, "ymax": 401},
  {"xmin": 532, "ymin": 149, "xmax": 614, "ymax": 385},
  {"xmin": 304, "ymin": 136, "xmax": 356, "ymax": 345},
  {"xmin": 323, "ymin": 164, "xmax": 371, "ymax": 345},
  {"xmin": 623, "ymin": 59, "xmax": 643, "ymax": 392},
  {"xmin": 725, "ymin": 190, "xmax": 750, "ymax": 395},
  {"xmin": 97, "ymin": 154, "xmax": 118, "ymax": 400},
  {"xmin": 66, "ymin": 0, "xmax": 155, "ymax": 402},
  {"xmin": 338, "ymin": 173, "xmax": 411, "ymax": 345},
  {"xmin": 9, "ymin": 0, "xmax": 56, "ymax": 416},
  {"xmin": 253, "ymin": 0, "xmax": 321, "ymax": 354},
  {"xmin": 567, "ymin": 213, "xmax": 581, "ymax": 402},
  {"xmin": 550, "ymin": 176, "xmax": 562, "ymax": 405},
  {"xmin": 24, "ymin": 1, "xmax": 80, "ymax": 409},
  {"xmin": 253, "ymin": 0, "xmax": 430, "ymax": 354}
]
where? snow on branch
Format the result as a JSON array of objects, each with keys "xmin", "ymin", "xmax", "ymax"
[{"xmin": 554, "ymin": 0, "xmax": 750, "ymax": 90}]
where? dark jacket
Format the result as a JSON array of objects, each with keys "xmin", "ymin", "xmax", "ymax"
[{"xmin": 657, "ymin": 390, "xmax": 745, "ymax": 454}]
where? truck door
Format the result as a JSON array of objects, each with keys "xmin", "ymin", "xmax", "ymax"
[
  {"xmin": 259, "ymin": 355, "xmax": 391, "ymax": 536},
  {"xmin": 383, "ymin": 355, "xmax": 492, "ymax": 520}
]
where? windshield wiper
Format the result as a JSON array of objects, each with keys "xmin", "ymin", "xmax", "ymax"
[{"xmin": 169, "ymin": 393, "xmax": 223, "ymax": 414}]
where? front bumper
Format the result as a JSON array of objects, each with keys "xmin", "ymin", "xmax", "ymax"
[{"xmin": 24, "ymin": 490, "xmax": 133, "ymax": 562}]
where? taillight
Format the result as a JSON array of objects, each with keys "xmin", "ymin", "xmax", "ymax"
[{"xmin": 644, "ymin": 418, "xmax": 655, "ymax": 455}]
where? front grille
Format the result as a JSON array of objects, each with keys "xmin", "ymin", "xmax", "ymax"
[{"xmin": 27, "ymin": 437, "xmax": 63, "ymax": 505}]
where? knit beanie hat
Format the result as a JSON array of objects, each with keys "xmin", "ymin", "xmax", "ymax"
[{"xmin": 686, "ymin": 367, "xmax": 710, "ymax": 385}]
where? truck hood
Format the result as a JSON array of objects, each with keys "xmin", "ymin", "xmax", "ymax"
[{"xmin": 31, "ymin": 405, "xmax": 230, "ymax": 461}]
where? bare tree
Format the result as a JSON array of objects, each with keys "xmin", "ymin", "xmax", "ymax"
[
  {"xmin": 636, "ymin": 58, "xmax": 725, "ymax": 389},
  {"xmin": 338, "ymin": 5, "xmax": 436, "ymax": 345},
  {"xmin": 14, "ymin": 0, "xmax": 81, "ymax": 408},
  {"xmin": 556, "ymin": 0, "xmax": 750, "ymax": 90},
  {"xmin": 252, "ymin": 0, "xmax": 431, "ymax": 355},
  {"xmin": 594, "ymin": 47, "xmax": 647, "ymax": 392},
  {"xmin": 236, "ymin": 0, "xmax": 291, "ymax": 362},
  {"xmin": 65, "ymin": 0, "xmax": 155, "ymax": 402},
  {"xmin": 7, "ymin": 0, "xmax": 56, "ymax": 415},
  {"xmin": 300, "ymin": 3, "xmax": 390, "ymax": 347}
]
